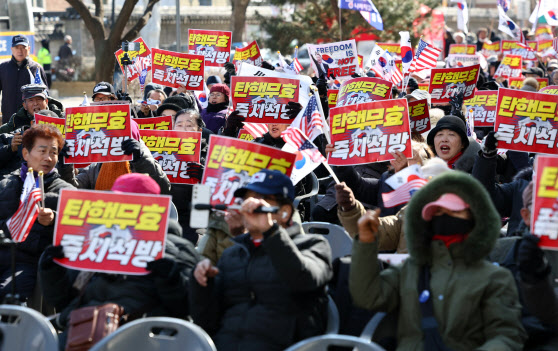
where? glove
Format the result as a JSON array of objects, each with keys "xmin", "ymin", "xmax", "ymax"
[
  {"xmin": 285, "ymin": 101, "xmax": 303, "ymax": 119},
  {"xmin": 223, "ymin": 111, "xmax": 245, "ymax": 136},
  {"xmin": 481, "ymin": 131, "xmax": 498, "ymax": 158},
  {"xmin": 224, "ymin": 62, "xmax": 236, "ymax": 85},
  {"xmin": 397, "ymin": 91, "xmax": 407, "ymax": 98},
  {"xmin": 116, "ymin": 90, "xmax": 132, "ymax": 104},
  {"xmin": 316, "ymin": 77, "xmax": 328, "ymax": 97},
  {"xmin": 335, "ymin": 182, "xmax": 356, "ymax": 212},
  {"xmin": 59, "ymin": 143, "xmax": 71, "ymax": 165},
  {"xmin": 146, "ymin": 257, "xmax": 179, "ymax": 280},
  {"xmin": 518, "ymin": 234, "xmax": 550, "ymax": 284},
  {"xmin": 121, "ymin": 138, "xmax": 142, "ymax": 161},
  {"xmin": 261, "ymin": 60, "xmax": 275, "ymax": 71},
  {"xmin": 40, "ymin": 245, "xmax": 65, "ymax": 269},
  {"xmin": 185, "ymin": 162, "xmax": 204, "ymax": 182},
  {"xmin": 449, "ymin": 90, "xmax": 465, "ymax": 119}
]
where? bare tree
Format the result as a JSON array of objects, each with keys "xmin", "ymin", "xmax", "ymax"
[
  {"xmin": 65, "ymin": 0, "xmax": 160, "ymax": 82},
  {"xmin": 231, "ymin": 0, "xmax": 251, "ymax": 43}
]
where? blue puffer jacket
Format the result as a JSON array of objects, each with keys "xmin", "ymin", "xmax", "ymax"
[{"xmin": 190, "ymin": 222, "xmax": 333, "ymax": 351}]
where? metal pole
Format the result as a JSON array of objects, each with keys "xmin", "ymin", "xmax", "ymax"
[
  {"xmin": 176, "ymin": 0, "xmax": 181, "ymax": 51},
  {"xmin": 339, "ymin": 6, "xmax": 343, "ymax": 41},
  {"xmin": 111, "ymin": 0, "xmax": 115, "ymax": 28}
]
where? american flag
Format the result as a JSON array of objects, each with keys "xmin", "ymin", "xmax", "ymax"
[
  {"xmin": 243, "ymin": 122, "xmax": 268, "ymax": 138},
  {"xmin": 290, "ymin": 95, "xmax": 325, "ymax": 141},
  {"xmin": 409, "ymin": 39, "xmax": 441, "ymax": 73},
  {"xmin": 7, "ymin": 172, "xmax": 42, "ymax": 243},
  {"xmin": 281, "ymin": 127, "xmax": 325, "ymax": 164},
  {"xmin": 382, "ymin": 178, "xmax": 427, "ymax": 208},
  {"xmin": 34, "ymin": 69, "xmax": 43, "ymax": 85},
  {"xmin": 290, "ymin": 58, "xmax": 303, "ymax": 74}
]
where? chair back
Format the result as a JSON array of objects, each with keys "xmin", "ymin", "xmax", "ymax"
[
  {"xmin": 0, "ymin": 304, "xmax": 59, "ymax": 351},
  {"xmin": 302, "ymin": 222, "xmax": 353, "ymax": 260},
  {"xmin": 284, "ymin": 334, "xmax": 386, "ymax": 351}
]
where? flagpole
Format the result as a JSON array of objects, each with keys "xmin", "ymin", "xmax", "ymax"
[
  {"xmin": 322, "ymin": 162, "xmax": 340, "ymax": 184},
  {"xmin": 39, "ymin": 171, "xmax": 44, "ymax": 209},
  {"xmin": 339, "ymin": 6, "xmax": 343, "ymax": 41}
]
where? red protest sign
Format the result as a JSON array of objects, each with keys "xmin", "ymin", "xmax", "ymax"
[
  {"xmin": 358, "ymin": 54, "xmax": 363, "ymax": 69},
  {"xmin": 531, "ymin": 155, "xmax": 558, "ymax": 250},
  {"xmin": 428, "ymin": 64, "xmax": 480, "ymax": 104},
  {"xmin": 140, "ymin": 130, "xmax": 201, "ymax": 184},
  {"xmin": 494, "ymin": 55, "xmax": 522, "ymax": 79},
  {"xmin": 336, "ymin": 77, "xmax": 393, "ymax": 107},
  {"xmin": 114, "ymin": 37, "xmax": 151, "ymax": 82},
  {"xmin": 482, "ymin": 41, "xmax": 501, "ymax": 58},
  {"xmin": 237, "ymin": 129, "xmax": 255, "ymax": 141},
  {"xmin": 328, "ymin": 98, "xmax": 412, "ymax": 166},
  {"xmin": 501, "ymin": 40, "xmax": 537, "ymax": 61},
  {"xmin": 202, "ymin": 135, "xmax": 295, "ymax": 205},
  {"xmin": 35, "ymin": 113, "xmax": 65, "ymax": 136},
  {"xmin": 151, "ymin": 48, "xmax": 204, "ymax": 90},
  {"xmin": 377, "ymin": 43, "xmax": 402, "ymax": 59},
  {"xmin": 540, "ymin": 85, "xmax": 558, "ymax": 95},
  {"xmin": 494, "ymin": 88, "xmax": 558, "ymax": 155},
  {"xmin": 508, "ymin": 77, "xmax": 548, "ymax": 91},
  {"xmin": 133, "ymin": 116, "xmax": 172, "ymax": 130},
  {"xmin": 231, "ymin": 76, "xmax": 299, "ymax": 124},
  {"xmin": 64, "ymin": 104, "xmax": 133, "ymax": 164},
  {"xmin": 188, "ymin": 29, "xmax": 232, "ymax": 67},
  {"xmin": 233, "ymin": 41, "xmax": 262, "ymax": 70},
  {"xmin": 53, "ymin": 189, "xmax": 171, "ymax": 275},
  {"xmin": 328, "ymin": 89, "xmax": 339, "ymax": 108},
  {"xmin": 538, "ymin": 78, "xmax": 549, "ymax": 90},
  {"xmin": 537, "ymin": 39, "xmax": 556, "ymax": 58},
  {"xmin": 418, "ymin": 83, "xmax": 429, "ymax": 91},
  {"xmin": 448, "ymin": 44, "xmax": 476, "ymax": 55},
  {"xmin": 464, "ymin": 90, "xmax": 498, "ymax": 127},
  {"xmin": 408, "ymin": 99, "xmax": 431, "ymax": 133}
]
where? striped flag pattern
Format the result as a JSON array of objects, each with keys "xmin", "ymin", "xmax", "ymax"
[
  {"xmin": 243, "ymin": 122, "xmax": 269, "ymax": 138},
  {"xmin": 409, "ymin": 39, "xmax": 442, "ymax": 73},
  {"xmin": 290, "ymin": 95, "xmax": 325, "ymax": 141},
  {"xmin": 290, "ymin": 58, "xmax": 303, "ymax": 74},
  {"xmin": 7, "ymin": 173, "xmax": 42, "ymax": 242},
  {"xmin": 281, "ymin": 127, "xmax": 326, "ymax": 164},
  {"xmin": 382, "ymin": 178, "xmax": 428, "ymax": 208}
]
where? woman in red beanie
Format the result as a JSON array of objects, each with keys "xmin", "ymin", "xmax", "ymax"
[{"xmin": 200, "ymin": 83, "xmax": 230, "ymax": 134}]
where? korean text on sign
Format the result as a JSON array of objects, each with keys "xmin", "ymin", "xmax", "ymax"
[
  {"xmin": 151, "ymin": 48, "xmax": 204, "ymax": 90},
  {"xmin": 140, "ymin": 129, "xmax": 201, "ymax": 184},
  {"xmin": 133, "ymin": 116, "xmax": 172, "ymax": 131},
  {"xmin": 408, "ymin": 99, "xmax": 431, "ymax": 133},
  {"xmin": 65, "ymin": 104, "xmax": 132, "ymax": 164},
  {"xmin": 429, "ymin": 64, "xmax": 480, "ymax": 104},
  {"xmin": 336, "ymin": 77, "xmax": 393, "ymax": 107},
  {"xmin": 494, "ymin": 55, "xmax": 523, "ymax": 79},
  {"xmin": 202, "ymin": 135, "xmax": 295, "ymax": 205},
  {"xmin": 464, "ymin": 91, "xmax": 498, "ymax": 127},
  {"xmin": 53, "ymin": 189, "xmax": 171, "ymax": 275},
  {"xmin": 501, "ymin": 40, "xmax": 537, "ymax": 61},
  {"xmin": 188, "ymin": 29, "xmax": 232, "ymax": 67},
  {"xmin": 328, "ymin": 89, "xmax": 339, "ymax": 108},
  {"xmin": 540, "ymin": 85, "xmax": 558, "ymax": 95},
  {"xmin": 231, "ymin": 76, "xmax": 299, "ymax": 124},
  {"xmin": 494, "ymin": 88, "xmax": 558, "ymax": 155},
  {"xmin": 114, "ymin": 37, "xmax": 151, "ymax": 82},
  {"xmin": 328, "ymin": 98, "xmax": 412, "ymax": 165},
  {"xmin": 531, "ymin": 155, "xmax": 558, "ymax": 250},
  {"xmin": 35, "ymin": 113, "xmax": 65, "ymax": 137},
  {"xmin": 448, "ymin": 44, "xmax": 476, "ymax": 55},
  {"xmin": 233, "ymin": 41, "xmax": 262, "ymax": 69}
]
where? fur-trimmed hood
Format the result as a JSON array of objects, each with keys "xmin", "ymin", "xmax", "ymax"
[{"xmin": 404, "ymin": 171, "xmax": 501, "ymax": 265}]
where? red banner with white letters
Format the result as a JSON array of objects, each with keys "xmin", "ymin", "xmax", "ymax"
[
  {"xmin": 188, "ymin": 29, "xmax": 232, "ymax": 67},
  {"xmin": 531, "ymin": 155, "xmax": 558, "ymax": 250},
  {"xmin": 408, "ymin": 99, "xmax": 431, "ymax": 133},
  {"xmin": 464, "ymin": 90, "xmax": 498, "ymax": 127},
  {"xmin": 133, "ymin": 116, "xmax": 172, "ymax": 130},
  {"xmin": 428, "ymin": 64, "xmax": 480, "ymax": 104},
  {"xmin": 151, "ymin": 48, "xmax": 204, "ymax": 90},
  {"xmin": 336, "ymin": 77, "xmax": 392, "ymax": 107}
]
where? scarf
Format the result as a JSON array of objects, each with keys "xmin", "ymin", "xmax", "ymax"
[
  {"xmin": 94, "ymin": 161, "xmax": 131, "ymax": 191},
  {"xmin": 446, "ymin": 151, "xmax": 463, "ymax": 169},
  {"xmin": 206, "ymin": 101, "xmax": 228, "ymax": 113}
]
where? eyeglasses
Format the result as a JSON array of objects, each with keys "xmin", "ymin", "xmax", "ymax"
[{"xmin": 209, "ymin": 93, "xmax": 224, "ymax": 98}]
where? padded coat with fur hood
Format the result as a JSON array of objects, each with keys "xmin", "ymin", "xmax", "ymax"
[{"xmin": 350, "ymin": 171, "xmax": 526, "ymax": 350}]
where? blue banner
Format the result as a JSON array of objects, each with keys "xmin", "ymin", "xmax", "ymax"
[{"xmin": 0, "ymin": 32, "xmax": 35, "ymax": 60}]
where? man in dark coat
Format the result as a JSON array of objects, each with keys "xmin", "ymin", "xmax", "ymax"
[
  {"xmin": 0, "ymin": 35, "xmax": 48, "ymax": 123},
  {"xmin": 190, "ymin": 170, "xmax": 332, "ymax": 351},
  {"xmin": 0, "ymin": 124, "xmax": 74, "ymax": 300}
]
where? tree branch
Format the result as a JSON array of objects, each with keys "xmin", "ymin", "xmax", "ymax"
[
  {"xmin": 122, "ymin": 0, "xmax": 161, "ymax": 41},
  {"xmin": 64, "ymin": 0, "xmax": 105, "ymax": 40},
  {"xmin": 93, "ymin": 0, "xmax": 103, "ymax": 18},
  {"xmin": 108, "ymin": 0, "xmax": 140, "ymax": 46}
]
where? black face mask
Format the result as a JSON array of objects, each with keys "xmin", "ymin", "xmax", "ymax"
[
  {"xmin": 431, "ymin": 214, "xmax": 474, "ymax": 236},
  {"xmin": 206, "ymin": 101, "xmax": 228, "ymax": 112}
]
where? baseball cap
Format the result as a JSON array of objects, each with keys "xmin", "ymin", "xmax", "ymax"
[
  {"xmin": 522, "ymin": 67, "xmax": 544, "ymax": 77},
  {"xmin": 111, "ymin": 173, "xmax": 160, "ymax": 195},
  {"xmin": 92, "ymin": 81, "xmax": 116, "ymax": 98},
  {"xmin": 21, "ymin": 84, "xmax": 48, "ymax": 100},
  {"xmin": 422, "ymin": 193, "xmax": 470, "ymax": 221},
  {"xmin": 234, "ymin": 169, "xmax": 295, "ymax": 201},
  {"xmin": 12, "ymin": 35, "xmax": 29, "ymax": 47},
  {"xmin": 408, "ymin": 89, "xmax": 431, "ymax": 107}
]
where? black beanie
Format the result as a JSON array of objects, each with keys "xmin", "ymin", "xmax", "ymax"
[{"xmin": 427, "ymin": 115, "xmax": 470, "ymax": 152}]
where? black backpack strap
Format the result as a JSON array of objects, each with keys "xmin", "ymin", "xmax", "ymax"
[{"xmin": 417, "ymin": 265, "xmax": 453, "ymax": 351}]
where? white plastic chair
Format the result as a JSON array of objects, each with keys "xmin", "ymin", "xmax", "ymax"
[
  {"xmin": 89, "ymin": 317, "xmax": 216, "ymax": 351},
  {"xmin": 285, "ymin": 334, "xmax": 386, "ymax": 351},
  {"xmin": 302, "ymin": 222, "xmax": 353, "ymax": 260},
  {"xmin": 0, "ymin": 304, "xmax": 59, "ymax": 351}
]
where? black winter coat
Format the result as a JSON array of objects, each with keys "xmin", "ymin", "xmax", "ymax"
[
  {"xmin": 190, "ymin": 223, "xmax": 333, "ymax": 351},
  {"xmin": 0, "ymin": 169, "xmax": 74, "ymax": 265},
  {"xmin": 0, "ymin": 99, "xmax": 64, "ymax": 134},
  {"xmin": 0, "ymin": 57, "xmax": 47, "ymax": 123},
  {"xmin": 39, "ymin": 220, "xmax": 201, "ymax": 327}
]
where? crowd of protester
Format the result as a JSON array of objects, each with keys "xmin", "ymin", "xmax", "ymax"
[{"xmin": 0, "ymin": 25, "xmax": 557, "ymax": 351}]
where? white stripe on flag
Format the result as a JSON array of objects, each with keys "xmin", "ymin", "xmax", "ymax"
[{"xmin": 382, "ymin": 178, "xmax": 427, "ymax": 208}]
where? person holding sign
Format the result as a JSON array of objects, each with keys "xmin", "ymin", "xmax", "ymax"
[
  {"xmin": 351, "ymin": 171, "xmax": 526, "ymax": 350},
  {"xmin": 39, "ymin": 173, "xmax": 201, "ymax": 348},
  {"xmin": 0, "ymin": 124, "xmax": 74, "ymax": 301},
  {"xmin": 190, "ymin": 170, "xmax": 332, "ymax": 351},
  {"xmin": 201, "ymin": 83, "xmax": 230, "ymax": 134}
]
